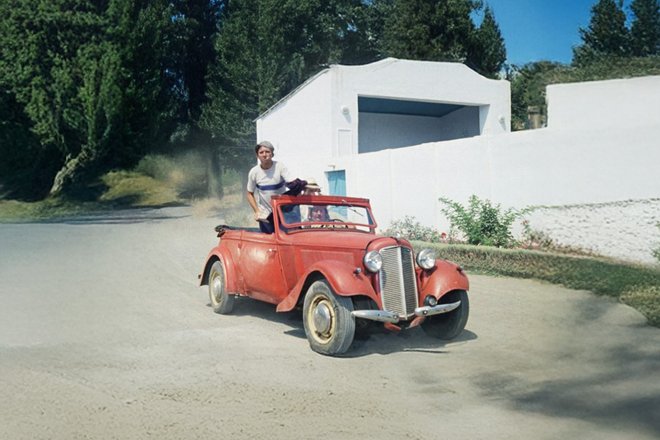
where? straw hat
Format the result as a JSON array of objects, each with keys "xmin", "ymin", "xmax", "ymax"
[{"xmin": 305, "ymin": 178, "xmax": 321, "ymax": 191}]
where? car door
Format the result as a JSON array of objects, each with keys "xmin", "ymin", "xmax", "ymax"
[{"xmin": 238, "ymin": 231, "xmax": 288, "ymax": 304}]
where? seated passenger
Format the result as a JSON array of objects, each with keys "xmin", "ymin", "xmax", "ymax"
[
  {"xmin": 308, "ymin": 205, "xmax": 330, "ymax": 225},
  {"xmin": 303, "ymin": 178, "xmax": 322, "ymax": 195}
]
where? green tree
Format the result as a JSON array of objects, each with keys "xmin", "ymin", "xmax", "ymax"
[
  {"xmin": 630, "ymin": 0, "xmax": 660, "ymax": 56},
  {"xmin": 201, "ymin": 0, "xmax": 370, "ymax": 193},
  {"xmin": 0, "ymin": 0, "xmax": 181, "ymax": 197},
  {"xmin": 168, "ymin": 0, "xmax": 225, "ymax": 197},
  {"xmin": 379, "ymin": 0, "xmax": 480, "ymax": 61},
  {"xmin": 574, "ymin": 0, "xmax": 630, "ymax": 65},
  {"xmin": 0, "ymin": 88, "xmax": 53, "ymax": 199},
  {"xmin": 374, "ymin": 0, "xmax": 505, "ymax": 77},
  {"xmin": 508, "ymin": 61, "xmax": 566, "ymax": 130},
  {"xmin": 0, "ymin": 0, "xmax": 108, "ymax": 196},
  {"xmin": 170, "ymin": 0, "xmax": 224, "ymax": 125},
  {"xmin": 468, "ymin": 5, "xmax": 507, "ymax": 78}
]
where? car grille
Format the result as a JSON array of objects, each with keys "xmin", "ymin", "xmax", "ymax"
[{"xmin": 379, "ymin": 246, "xmax": 418, "ymax": 318}]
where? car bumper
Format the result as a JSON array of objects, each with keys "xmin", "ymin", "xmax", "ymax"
[{"xmin": 351, "ymin": 300, "xmax": 461, "ymax": 323}]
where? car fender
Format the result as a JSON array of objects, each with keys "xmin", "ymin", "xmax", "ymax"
[
  {"xmin": 276, "ymin": 260, "xmax": 378, "ymax": 312},
  {"xmin": 199, "ymin": 246, "xmax": 240, "ymax": 294},
  {"xmin": 418, "ymin": 260, "xmax": 470, "ymax": 300}
]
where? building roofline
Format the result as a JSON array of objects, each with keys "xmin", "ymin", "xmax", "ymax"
[
  {"xmin": 254, "ymin": 58, "xmax": 402, "ymax": 122},
  {"xmin": 254, "ymin": 57, "xmax": 500, "ymax": 121},
  {"xmin": 254, "ymin": 68, "xmax": 330, "ymax": 122}
]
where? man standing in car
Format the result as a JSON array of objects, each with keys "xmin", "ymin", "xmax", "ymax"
[{"xmin": 246, "ymin": 141, "xmax": 298, "ymax": 233}]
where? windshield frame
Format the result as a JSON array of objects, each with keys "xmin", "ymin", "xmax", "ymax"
[{"xmin": 275, "ymin": 197, "xmax": 377, "ymax": 233}]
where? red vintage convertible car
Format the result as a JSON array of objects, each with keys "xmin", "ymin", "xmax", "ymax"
[{"xmin": 199, "ymin": 194, "xmax": 469, "ymax": 355}]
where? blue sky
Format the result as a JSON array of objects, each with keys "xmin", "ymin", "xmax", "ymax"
[{"xmin": 480, "ymin": 0, "xmax": 602, "ymax": 65}]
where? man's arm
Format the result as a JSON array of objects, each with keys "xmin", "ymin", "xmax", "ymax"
[{"xmin": 246, "ymin": 191, "xmax": 260, "ymax": 221}]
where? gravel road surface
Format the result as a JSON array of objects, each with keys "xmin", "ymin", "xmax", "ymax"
[{"xmin": 1, "ymin": 207, "xmax": 658, "ymax": 440}]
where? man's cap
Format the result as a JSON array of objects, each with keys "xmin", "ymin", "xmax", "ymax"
[{"xmin": 256, "ymin": 140, "xmax": 274, "ymax": 151}]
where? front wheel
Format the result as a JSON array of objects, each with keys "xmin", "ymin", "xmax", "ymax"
[
  {"xmin": 421, "ymin": 290, "xmax": 469, "ymax": 340},
  {"xmin": 208, "ymin": 260, "xmax": 235, "ymax": 314},
  {"xmin": 303, "ymin": 280, "xmax": 355, "ymax": 355}
]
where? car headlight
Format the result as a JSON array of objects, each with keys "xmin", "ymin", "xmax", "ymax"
[
  {"xmin": 363, "ymin": 250, "xmax": 382, "ymax": 272},
  {"xmin": 416, "ymin": 248, "xmax": 436, "ymax": 270}
]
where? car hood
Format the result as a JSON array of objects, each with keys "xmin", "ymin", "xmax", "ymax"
[{"xmin": 282, "ymin": 230, "xmax": 407, "ymax": 252}]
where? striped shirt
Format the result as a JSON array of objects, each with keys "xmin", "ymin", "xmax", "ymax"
[{"xmin": 246, "ymin": 161, "xmax": 293, "ymax": 219}]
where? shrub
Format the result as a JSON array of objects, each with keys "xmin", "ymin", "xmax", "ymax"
[
  {"xmin": 383, "ymin": 215, "xmax": 445, "ymax": 242},
  {"xmin": 439, "ymin": 195, "xmax": 523, "ymax": 248}
]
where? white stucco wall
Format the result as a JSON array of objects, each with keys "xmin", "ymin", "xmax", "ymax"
[
  {"xmin": 524, "ymin": 199, "xmax": 660, "ymax": 264},
  {"xmin": 272, "ymin": 75, "xmax": 660, "ymax": 264},
  {"xmin": 256, "ymin": 69, "xmax": 334, "ymax": 156},
  {"xmin": 547, "ymin": 76, "xmax": 660, "ymax": 131},
  {"xmin": 258, "ymin": 58, "xmax": 510, "ymax": 160}
]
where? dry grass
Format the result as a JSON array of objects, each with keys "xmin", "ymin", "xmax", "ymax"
[{"xmin": 190, "ymin": 191, "xmax": 253, "ymax": 226}]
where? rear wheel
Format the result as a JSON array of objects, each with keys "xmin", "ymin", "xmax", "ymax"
[
  {"xmin": 421, "ymin": 290, "xmax": 469, "ymax": 340},
  {"xmin": 208, "ymin": 260, "xmax": 235, "ymax": 314},
  {"xmin": 303, "ymin": 280, "xmax": 355, "ymax": 355}
]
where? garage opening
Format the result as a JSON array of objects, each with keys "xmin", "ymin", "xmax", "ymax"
[{"xmin": 357, "ymin": 96, "xmax": 482, "ymax": 154}]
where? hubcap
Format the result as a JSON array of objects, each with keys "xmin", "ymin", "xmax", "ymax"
[
  {"xmin": 313, "ymin": 301, "xmax": 333, "ymax": 335},
  {"xmin": 211, "ymin": 275, "xmax": 223, "ymax": 303}
]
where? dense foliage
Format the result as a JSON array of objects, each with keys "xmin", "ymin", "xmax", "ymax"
[
  {"xmin": 376, "ymin": 0, "xmax": 506, "ymax": 78},
  {"xmin": 2, "ymin": 0, "xmax": 657, "ymax": 198},
  {"xmin": 510, "ymin": 0, "xmax": 660, "ymax": 129},
  {"xmin": 573, "ymin": 0, "xmax": 660, "ymax": 62},
  {"xmin": 0, "ymin": 0, "xmax": 184, "ymax": 198},
  {"xmin": 0, "ymin": 0, "xmax": 507, "ymax": 200}
]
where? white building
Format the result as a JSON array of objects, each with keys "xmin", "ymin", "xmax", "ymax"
[
  {"xmin": 256, "ymin": 58, "xmax": 660, "ymax": 264},
  {"xmin": 257, "ymin": 57, "xmax": 510, "ymax": 195}
]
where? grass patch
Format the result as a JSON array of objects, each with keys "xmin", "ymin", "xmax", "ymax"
[
  {"xmin": 0, "ymin": 168, "xmax": 182, "ymax": 222},
  {"xmin": 621, "ymin": 286, "xmax": 660, "ymax": 327},
  {"xmin": 411, "ymin": 241, "xmax": 660, "ymax": 327},
  {"xmin": 100, "ymin": 170, "xmax": 180, "ymax": 207},
  {"xmin": 0, "ymin": 151, "xmax": 238, "ymax": 222},
  {"xmin": 0, "ymin": 197, "xmax": 98, "ymax": 221}
]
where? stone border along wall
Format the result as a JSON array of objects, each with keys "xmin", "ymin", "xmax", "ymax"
[{"xmin": 520, "ymin": 198, "xmax": 660, "ymax": 265}]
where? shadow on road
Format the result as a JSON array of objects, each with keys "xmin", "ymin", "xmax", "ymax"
[
  {"xmin": 21, "ymin": 206, "xmax": 192, "ymax": 225},
  {"xmin": 212, "ymin": 296, "xmax": 478, "ymax": 357},
  {"xmin": 474, "ymin": 341, "xmax": 660, "ymax": 437}
]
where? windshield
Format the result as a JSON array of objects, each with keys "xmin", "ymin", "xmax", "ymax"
[{"xmin": 279, "ymin": 203, "xmax": 375, "ymax": 232}]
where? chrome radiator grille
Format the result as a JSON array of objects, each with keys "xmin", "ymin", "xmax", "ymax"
[{"xmin": 379, "ymin": 246, "xmax": 418, "ymax": 318}]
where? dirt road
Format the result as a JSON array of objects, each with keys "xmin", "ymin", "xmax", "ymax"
[{"xmin": 1, "ymin": 207, "xmax": 658, "ymax": 440}]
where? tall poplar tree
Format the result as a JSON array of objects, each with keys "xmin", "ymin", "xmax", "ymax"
[
  {"xmin": 379, "ymin": 0, "xmax": 479, "ymax": 61},
  {"xmin": 468, "ymin": 5, "xmax": 507, "ymax": 78},
  {"xmin": 573, "ymin": 0, "xmax": 630, "ymax": 65},
  {"xmin": 630, "ymin": 0, "xmax": 660, "ymax": 56},
  {"xmin": 375, "ymin": 0, "xmax": 505, "ymax": 77}
]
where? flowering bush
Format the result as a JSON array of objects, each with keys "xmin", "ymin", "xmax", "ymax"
[{"xmin": 439, "ymin": 195, "xmax": 524, "ymax": 248}]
